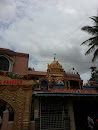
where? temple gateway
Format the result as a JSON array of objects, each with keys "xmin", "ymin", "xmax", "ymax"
[{"xmin": 0, "ymin": 48, "xmax": 98, "ymax": 130}]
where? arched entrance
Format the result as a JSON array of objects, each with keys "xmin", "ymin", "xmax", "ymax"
[
  {"xmin": 0, "ymin": 75, "xmax": 34, "ymax": 130},
  {"xmin": 0, "ymin": 99, "xmax": 15, "ymax": 130},
  {"xmin": 0, "ymin": 87, "xmax": 25, "ymax": 130},
  {"xmin": 0, "ymin": 99, "xmax": 7, "ymax": 117}
]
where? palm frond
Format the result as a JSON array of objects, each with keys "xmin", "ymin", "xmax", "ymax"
[
  {"xmin": 81, "ymin": 26, "xmax": 98, "ymax": 35},
  {"xmin": 93, "ymin": 26, "xmax": 98, "ymax": 29},
  {"xmin": 81, "ymin": 37, "xmax": 96, "ymax": 45},
  {"xmin": 88, "ymin": 37, "xmax": 98, "ymax": 46},
  {"xmin": 85, "ymin": 44, "xmax": 97, "ymax": 55},
  {"xmin": 90, "ymin": 16, "xmax": 98, "ymax": 25},
  {"xmin": 92, "ymin": 48, "xmax": 98, "ymax": 62},
  {"xmin": 81, "ymin": 15, "xmax": 98, "ymax": 62}
]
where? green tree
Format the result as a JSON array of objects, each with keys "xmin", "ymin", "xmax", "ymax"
[
  {"xmin": 81, "ymin": 16, "xmax": 98, "ymax": 62},
  {"xmin": 28, "ymin": 67, "xmax": 35, "ymax": 71},
  {"xmin": 89, "ymin": 66, "xmax": 97, "ymax": 80}
]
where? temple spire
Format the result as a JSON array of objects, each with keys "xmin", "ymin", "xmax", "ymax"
[{"xmin": 54, "ymin": 54, "xmax": 56, "ymax": 61}]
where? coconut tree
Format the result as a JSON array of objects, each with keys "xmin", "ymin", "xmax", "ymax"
[{"xmin": 81, "ymin": 16, "xmax": 98, "ymax": 62}]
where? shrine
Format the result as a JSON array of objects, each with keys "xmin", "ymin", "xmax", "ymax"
[{"xmin": 0, "ymin": 48, "xmax": 98, "ymax": 130}]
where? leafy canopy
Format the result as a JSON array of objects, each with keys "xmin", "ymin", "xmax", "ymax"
[{"xmin": 81, "ymin": 16, "xmax": 98, "ymax": 62}]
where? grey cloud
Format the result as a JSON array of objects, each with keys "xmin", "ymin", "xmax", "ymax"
[{"xmin": 0, "ymin": 0, "xmax": 98, "ymax": 83}]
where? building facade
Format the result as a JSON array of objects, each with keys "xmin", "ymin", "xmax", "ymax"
[{"xmin": 0, "ymin": 48, "xmax": 98, "ymax": 130}]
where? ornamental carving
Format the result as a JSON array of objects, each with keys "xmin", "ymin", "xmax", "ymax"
[{"xmin": 0, "ymin": 75, "xmax": 34, "ymax": 130}]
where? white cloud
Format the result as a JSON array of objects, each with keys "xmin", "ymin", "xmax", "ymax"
[
  {"xmin": 0, "ymin": 0, "xmax": 98, "ymax": 83},
  {"xmin": 81, "ymin": 72, "xmax": 91, "ymax": 84},
  {"xmin": 0, "ymin": 0, "xmax": 16, "ymax": 23}
]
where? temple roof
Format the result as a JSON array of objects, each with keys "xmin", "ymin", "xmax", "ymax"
[
  {"xmin": 28, "ymin": 70, "xmax": 47, "ymax": 76},
  {"xmin": 48, "ymin": 57, "xmax": 63, "ymax": 69},
  {"xmin": 65, "ymin": 72, "xmax": 81, "ymax": 80},
  {"xmin": 0, "ymin": 48, "xmax": 29, "ymax": 57}
]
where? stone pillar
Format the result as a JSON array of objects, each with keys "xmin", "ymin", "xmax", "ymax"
[
  {"xmin": 68, "ymin": 81, "xmax": 70, "ymax": 89},
  {"xmin": 39, "ymin": 83, "xmax": 41, "ymax": 90},
  {"xmin": 79, "ymin": 81, "xmax": 81, "ymax": 89},
  {"xmin": 22, "ymin": 91, "xmax": 32, "ymax": 130},
  {"xmin": 1, "ymin": 110, "xmax": 9, "ymax": 130},
  {"xmin": 82, "ymin": 82, "xmax": 83, "ymax": 90},
  {"xmin": 65, "ymin": 80, "xmax": 67, "ymax": 89},
  {"xmin": 34, "ymin": 97, "xmax": 39, "ymax": 119},
  {"xmin": 68, "ymin": 100, "xmax": 76, "ymax": 130},
  {"xmin": 48, "ymin": 85, "xmax": 49, "ymax": 90}
]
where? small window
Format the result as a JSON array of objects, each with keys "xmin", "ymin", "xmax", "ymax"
[
  {"xmin": 40, "ymin": 80, "xmax": 48, "ymax": 90},
  {"xmin": 0, "ymin": 57, "xmax": 9, "ymax": 71}
]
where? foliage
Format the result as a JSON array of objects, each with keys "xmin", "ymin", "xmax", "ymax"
[
  {"xmin": 81, "ymin": 16, "xmax": 98, "ymax": 62},
  {"xmin": 0, "ymin": 70, "xmax": 31, "ymax": 80},
  {"xmin": 89, "ymin": 66, "xmax": 98, "ymax": 80},
  {"xmin": 28, "ymin": 67, "xmax": 35, "ymax": 71}
]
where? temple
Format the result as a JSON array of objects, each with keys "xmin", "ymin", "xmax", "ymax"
[{"xmin": 0, "ymin": 48, "xmax": 98, "ymax": 130}]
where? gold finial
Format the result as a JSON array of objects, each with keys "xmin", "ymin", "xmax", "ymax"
[
  {"xmin": 54, "ymin": 53, "xmax": 56, "ymax": 61},
  {"xmin": 48, "ymin": 64, "xmax": 50, "ymax": 68}
]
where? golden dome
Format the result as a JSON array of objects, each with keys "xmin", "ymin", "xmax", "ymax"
[
  {"xmin": 47, "ymin": 57, "xmax": 64, "ymax": 81},
  {"xmin": 48, "ymin": 57, "xmax": 62, "ymax": 69},
  {"xmin": 47, "ymin": 57, "xmax": 64, "ymax": 76}
]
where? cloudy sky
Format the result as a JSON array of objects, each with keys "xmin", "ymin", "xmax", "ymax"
[{"xmin": 0, "ymin": 0, "xmax": 98, "ymax": 83}]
